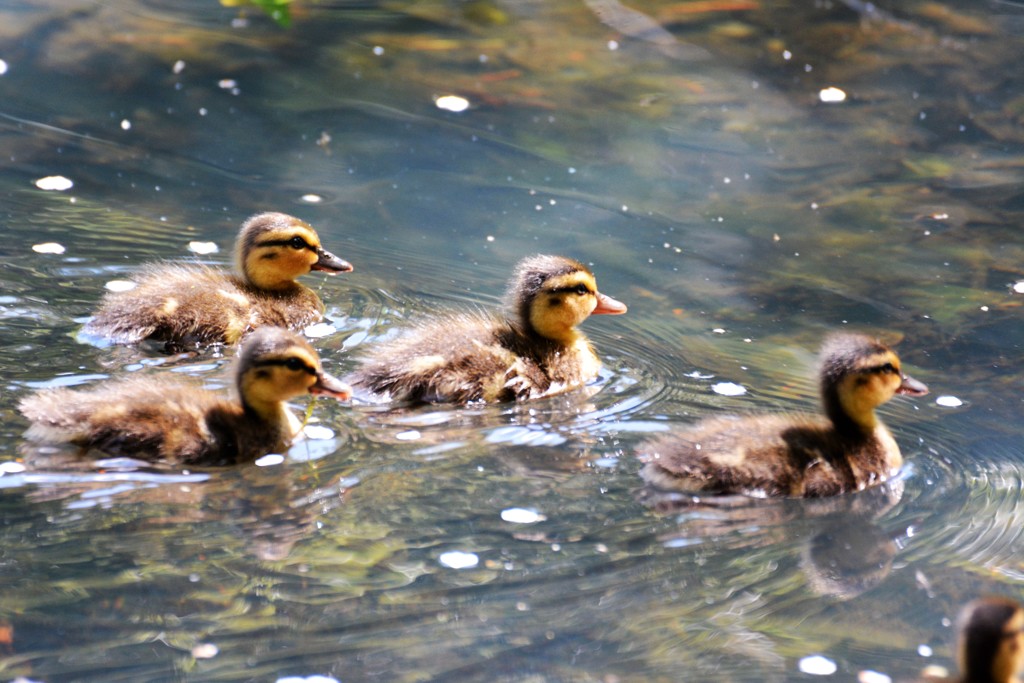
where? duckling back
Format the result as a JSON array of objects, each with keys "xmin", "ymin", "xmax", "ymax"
[
  {"xmin": 640, "ymin": 413, "xmax": 899, "ymax": 497},
  {"xmin": 350, "ymin": 312, "xmax": 556, "ymax": 403},
  {"xmin": 19, "ymin": 378, "xmax": 280, "ymax": 465},
  {"xmin": 85, "ymin": 263, "xmax": 326, "ymax": 347}
]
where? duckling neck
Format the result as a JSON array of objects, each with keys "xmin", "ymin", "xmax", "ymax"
[
  {"xmin": 512, "ymin": 319, "xmax": 579, "ymax": 353},
  {"xmin": 236, "ymin": 266, "xmax": 302, "ymax": 293},
  {"xmin": 519, "ymin": 309, "xmax": 582, "ymax": 347},
  {"xmin": 242, "ymin": 399, "xmax": 301, "ymax": 441},
  {"xmin": 822, "ymin": 385, "xmax": 877, "ymax": 437}
]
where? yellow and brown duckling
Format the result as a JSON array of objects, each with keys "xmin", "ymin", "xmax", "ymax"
[
  {"xmin": 349, "ymin": 254, "xmax": 627, "ymax": 403},
  {"xmin": 83, "ymin": 212, "xmax": 352, "ymax": 349},
  {"xmin": 19, "ymin": 327, "xmax": 350, "ymax": 465},
  {"xmin": 920, "ymin": 597, "xmax": 1024, "ymax": 683},
  {"xmin": 638, "ymin": 333, "xmax": 928, "ymax": 498}
]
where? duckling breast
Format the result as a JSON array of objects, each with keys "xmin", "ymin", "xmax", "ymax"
[{"xmin": 242, "ymin": 281, "xmax": 325, "ymax": 332}]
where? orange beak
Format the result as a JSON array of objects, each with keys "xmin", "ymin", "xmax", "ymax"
[
  {"xmin": 311, "ymin": 371, "xmax": 352, "ymax": 401},
  {"xmin": 312, "ymin": 247, "xmax": 353, "ymax": 274},
  {"xmin": 593, "ymin": 291, "xmax": 627, "ymax": 315},
  {"xmin": 897, "ymin": 374, "xmax": 928, "ymax": 397}
]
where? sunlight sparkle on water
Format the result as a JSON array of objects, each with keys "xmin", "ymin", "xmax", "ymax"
[
  {"xmin": 712, "ymin": 382, "xmax": 747, "ymax": 396},
  {"xmin": 303, "ymin": 425, "xmax": 335, "ymax": 440},
  {"xmin": 191, "ymin": 643, "xmax": 218, "ymax": 659},
  {"xmin": 34, "ymin": 175, "xmax": 73, "ymax": 191},
  {"xmin": 501, "ymin": 507, "xmax": 546, "ymax": 524},
  {"xmin": 935, "ymin": 395, "xmax": 963, "ymax": 408},
  {"xmin": 187, "ymin": 241, "xmax": 218, "ymax": 255},
  {"xmin": 255, "ymin": 454, "xmax": 285, "ymax": 467},
  {"xmin": 819, "ymin": 86, "xmax": 847, "ymax": 103},
  {"xmin": 1013, "ymin": 281, "xmax": 1024, "ymax": 294},
  {"xmin": 435, "ymin": 94, "xmax": 470, "ymax": 112},
  {"xmin": 277, "ymin": 677, "xmax": 340, "ymax": 683},
  {"xmin": 799, "ymin": 655, "xmax": 838, "ymax": 675},
  {"xmin": 104, "ymin": 280, "xmax": 137, "ymax": 292},
  {"xmin": 439, "ymin": 551, "xmax": 479, "ymax": 569},
  {"xmin": 858, "ymin": 671, "xmax": 892, "ymax": 683},
  {"xmin": 303, "ymin": 322, "xmax": 335, "ymax": 338},
  {"xmin": 396, "ymin": 430, "xmax": 421, "ymax": 441},
  {"xmin": 32, "ymin": 242, "xmax": 65, "ymax": 254}
]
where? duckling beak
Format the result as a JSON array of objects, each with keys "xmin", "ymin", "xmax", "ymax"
[
  {"xmin": 312, "ymin": 247, "xmax": 354, "ymax": 274},
  {"xmin": 593, "ymin": 291, "xmax": 627, "ymax": 315},
  {"xmin": 897, "ymin": 374, "xmax": 928, "ymax": 397},
  {"xmin": 310, "ymin": 371, "xmax": 352, "ymax": 400}
]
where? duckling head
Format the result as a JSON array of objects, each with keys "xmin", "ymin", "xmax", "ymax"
[
  {"xmin": 819, "ymin": 333, "xmax": 928, "ymax": 434},
  {"xmin": 957, "ymin": 597, "xmax": 1024, "ymax": 683},
  {"xmin": 235, "ymin": 212, "xmax": 353, "ymax": 291},
  {"xmin": 506, "ymin": 255, "xmax": 626, "ymax": 344},
  {"xmin": 236, "ymin": 327, "xmax": 351, "ymax": 421}
]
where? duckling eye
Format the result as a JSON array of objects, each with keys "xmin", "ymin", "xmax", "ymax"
[
  {"xmin": 574, "ymin": 284, "xmax": 590, "ymax": 296},
  {"xmin": 881, "ymin": 362, "xmax": 897, "ymax": 374},
  {"xmin": 284, "ymin": 357, "xmax": 307, "ymax": 372},
  {"xmin": 289, "ymin": 236, "xmax": 309, "ymax": 250}
]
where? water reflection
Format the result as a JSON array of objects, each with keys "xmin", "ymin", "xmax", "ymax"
[{"xmin": 2, "ymin": 0, "xmax": 1024, "ymax": 681}]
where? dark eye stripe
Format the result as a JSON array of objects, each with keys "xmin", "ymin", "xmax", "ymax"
[
  {"xmin": 256, "ymin": 236, "xmax": 315, "ymax": 251},
  {"xmin": 548, "ymin": 284, "xmax": 593, "ymax": 296},
  {"xmin": 859, "ymin": 362, "xmax": 898, "ymax": 375},
  {"xmin": 252, "ymin": 358, "xmax": 317, "ymax": 375}
]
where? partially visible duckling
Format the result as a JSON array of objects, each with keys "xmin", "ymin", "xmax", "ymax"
[
  {"xmin": 84, "ymin": 212, "xmax": 352, "ymax": 348},
  {"xmin": 19, "ymin": 327, "xmax": 350, "ymax": 465},
  {"xmin": 920, "ymin": 597, "xmax": 1024, "ymax": 683},
  {"xmin": 349, "ymin": 254, "xmax": 627, "ymax": 403},
  {"xmin": 638, "ymin": 333, "xmax": 928, "ymax": 498}
]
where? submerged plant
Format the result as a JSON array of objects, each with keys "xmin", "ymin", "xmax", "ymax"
[{"xmin": 220, "ymin": 0, "xmax": 293, "ymax": 28}]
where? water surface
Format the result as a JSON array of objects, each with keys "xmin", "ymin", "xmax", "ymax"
[{"xmin": 1, "ymin": 1, "xmax": 1023, "ymax": 681}]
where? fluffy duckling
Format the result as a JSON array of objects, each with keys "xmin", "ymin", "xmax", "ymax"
[
  {"xmin": 638, "ymin": 333, "xmax": 928, "ymax": 498},
  {"xmin": 84, "ymin": 212, "xmax": 352, "ymax": 348},
  {"xmin": 920, "ymin": 597, "xmax": 1024, "ymax": 683},
  {"xmin": 19, "ymin": 327, "xmax": 350, "ymax": 465},
  {"xmin": 349, "ymin": 254, "xmax": 627, "ymax": 403}
]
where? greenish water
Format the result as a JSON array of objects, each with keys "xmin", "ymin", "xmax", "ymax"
[{"xmin": 1, "ymin": 1, "xmax": 1023, "ymax": 681}]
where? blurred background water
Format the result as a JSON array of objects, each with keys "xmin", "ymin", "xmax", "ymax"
[{"xmin": 1, "ymin": 0, "xmax": 1023, "ymax": 681}]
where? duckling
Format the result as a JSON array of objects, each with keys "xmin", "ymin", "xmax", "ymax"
[
  {"xmin": 638, "ymin": 333, "xmax": 928, "ymax": 498},
  {"xmin": 18, "ymin": 327, "xmax": 350, "ymax": 465},
  {"xmin": 83, "ymin": 212, "xmax": 352, "ymax": 348},
  {"xmin": 920, "ymin": 597, "xmax": 1024, "ymax": 683},
  {"xmin": 349, "ymin": 254, "xmax": 627, "ymax": 403}
]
